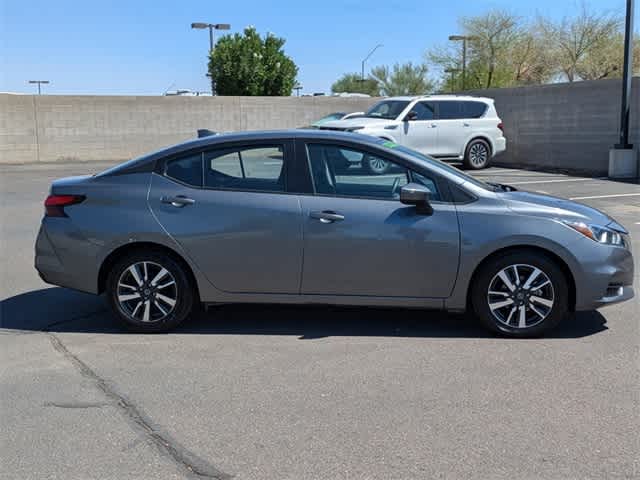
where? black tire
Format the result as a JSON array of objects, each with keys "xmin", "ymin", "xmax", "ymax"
[
  {"xmin": 106, "ymin": 250, "xmax": 195, "ymax": 333},
  {"xmin": 463, "ymin": 139, "xmax": 491, "ymax": 170},
  {"xmin": 362, "ymin": 154, "xmax": 391, "ymax": 175},
  {"xmin": 471, "ymin": 250, "xmax": 569, "ymax": 338}
]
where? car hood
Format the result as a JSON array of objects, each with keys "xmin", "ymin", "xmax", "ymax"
[
  {"xmin": 320, "ymin": 117, "xmax": 395, "ymax": 129},
  {"xmin": 502, "ymin": 190, "xmax": 627, "ymax": 232}
]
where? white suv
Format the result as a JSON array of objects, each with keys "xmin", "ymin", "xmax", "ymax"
[{"xmin": 319, "ymin": 95, "xmax": 506, "ymax": 171}]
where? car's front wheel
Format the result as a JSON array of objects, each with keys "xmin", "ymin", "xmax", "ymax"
[
  {"xmin": 471, "ymin": 251, "xmax": 569, "ymax": 337},
  {"xmin": 463, "ymin": 139, "xmax": 491, "ymax": 170},
  {"xmin": 106, "ymin": 250, "xmax": 195, "ymax": 333}
]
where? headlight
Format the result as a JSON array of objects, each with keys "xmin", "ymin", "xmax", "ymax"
[
  {"xmin": 346, "ymin": 126, "xmax": 365, "ymax": 132},
  {"xmin": 562, "ymin": 221, "xmax": 627, "ymax": 247}
]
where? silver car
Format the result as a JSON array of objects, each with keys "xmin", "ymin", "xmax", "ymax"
[{"xmin": 35, "ymin": 130, "xmax": 634, "ymax": 337}]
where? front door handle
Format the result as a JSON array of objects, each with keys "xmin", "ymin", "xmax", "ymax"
[
  {"xmin": 310, "ymin": 210, "xmax": 345, "ymax": 223},
  {"xmin": 161, "ymin": 195, "xmax": 195, "ymax": 207}
]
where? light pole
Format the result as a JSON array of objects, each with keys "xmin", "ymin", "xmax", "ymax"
[
  {"xmin": 617, "ymin": 0, "xmax": 635, "ymax": 149},
  {"xmin": 609, "ymin": 0, "xmax": 637, "ymax": 178},
  {"xmin": 28, "ymin": 80, "xmax": 49, "ymax": 95},
  {"xmin": 361, "ymin": 44, "xmax": 383, "ymax": 81},
  {"xmin": 448, "ymin": 35, "xmax": 477, "ymax": 90},
  {"xmin": 191, "ymin": 22, "xmax": 231, "ymax": 95},
  {"xmin": 444, "ymin": 68, "xmax": 460, "ymax": 93},
  {"xmin": 293, "ymin": 84, "xmax": 303, "ymax": 97}
]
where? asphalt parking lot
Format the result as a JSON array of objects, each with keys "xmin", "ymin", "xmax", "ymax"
[{"xmin": 1, "ymin": 162, "xmax": 639, "ymax": 480}]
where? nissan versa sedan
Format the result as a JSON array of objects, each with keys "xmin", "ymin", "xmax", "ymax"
[{"xmin": 35, "ymin": 130, "xmax": 634, "ymax": 337}]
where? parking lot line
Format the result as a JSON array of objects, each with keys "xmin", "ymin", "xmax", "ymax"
[
  {"xmin": 569, "ymin": 193, "xmax": 640, "ymax": 200},
  {"xmin": 508, "ymin": 178, "xmax": 607, "ymax": 185}
]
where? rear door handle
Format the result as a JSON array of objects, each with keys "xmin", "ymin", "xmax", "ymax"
[
  {"xmin": 463, "ymin": 122, "xmax": 471, "ymax": 127},
  {"xmin": 431, "ymin": 123, "xmax": 437, "ymax": 128},
  {"xmin": 310, "ymin": 210, "xmax": 345, "ymax": 223},
  {"xmin": 161, "ymin": 195, "xmax": 195, "ymax": 207}
]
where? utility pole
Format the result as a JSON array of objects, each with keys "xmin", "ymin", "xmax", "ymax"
[
  {"xmin": 28, "ymin": 80, "xmax": 49, "ymax": 95},
  {"xmin": 609, "ymin": 0, "xmax": 637, "ymax": 178},
  {"xmin": 191, "ymin": 22, "xmax": 231, "ymax": 95},
  {"xmin": 448, "ymin": 35, "xmax": 477, "ymax": 90},
  {"xmin": 361, "ymin": 44, "xmax": 383, "ymax": 81}
]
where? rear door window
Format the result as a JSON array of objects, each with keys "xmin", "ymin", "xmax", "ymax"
[
  {"xmin": 436, "ymin": 101, "xmax": 464, "ymax": 120},
  {"xmin": 205, "ymin": 145, "xmax": 286, "ymax": 193}
]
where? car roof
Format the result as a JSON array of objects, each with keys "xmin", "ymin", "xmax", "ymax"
[
  {"xmin": 175, "ymin": 129, "xmax": 379, "ymax": 150},
  {"xmin": 380, "ymin": 95, "xmax": 494, "ymax": 103},
  {"xmin": 130, "ymin": 129, "xmax": 381, "ymax": 164}
]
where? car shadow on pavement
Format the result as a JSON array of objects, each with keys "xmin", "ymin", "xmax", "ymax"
[{"xmin": 1, "ymin": 287, "xmax": 609, "ymax": 339}]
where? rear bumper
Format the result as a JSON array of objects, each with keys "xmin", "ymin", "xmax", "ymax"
[
  {"xmin": 35, "ymin": 220, "xmax": 100, "ymax": 295},
  {"xmin": 493, "ymin": 137, "xmax": 506, "ymax": 156}
]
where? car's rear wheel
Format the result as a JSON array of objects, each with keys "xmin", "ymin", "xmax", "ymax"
[
  {"xmin": 362, "ymin": 154, "xmax": 391, "ymax": 175},
  {"xmin": 471, "ymin": 251, "xmax": 569, "ymax": 337},
  {"xmin": 106, "ymin": 251, "xmax": 195, "ymax": 333},
  {"xmin": 463, "ymin": 139, "xmax": 491, "ymax": 170}
]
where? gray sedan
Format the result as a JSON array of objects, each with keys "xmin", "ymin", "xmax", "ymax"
[{"xmin": 35, "ymin": 130, "xmax": 634, "ymax": 337}]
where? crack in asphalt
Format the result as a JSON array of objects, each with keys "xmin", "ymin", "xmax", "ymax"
[
  {"xmin": 46, "ymin": 332, "xmax": 233, "ymax": 480},
  {"xmin": 43, "ymin": 401, "xmax": 111, "ymax": 409}
]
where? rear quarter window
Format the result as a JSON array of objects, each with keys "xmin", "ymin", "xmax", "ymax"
[
  {"xmin": 462, "ymin": 101, "xmax": 488, "ymax": 119},
  {"xmin": 165, "ymin": 154, "xmax": 203, "ymax": 187}
]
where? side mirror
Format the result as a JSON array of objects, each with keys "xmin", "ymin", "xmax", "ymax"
[
  {"xmin": 400, "ymin": 183, "xmax": 433, "ymax": 215},
  {"xmin": 405, "ymin": 111, "xmax": 418, "ymax": 121}
]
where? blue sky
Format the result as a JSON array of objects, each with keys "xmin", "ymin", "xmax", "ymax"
[{"xmin": 1, "ymin": 0, "xmax": 633, "ymax": 95}]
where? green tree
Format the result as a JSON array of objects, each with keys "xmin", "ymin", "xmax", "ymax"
[
  {"xmin": 539, "ymin": 5, "xmax": 638, "ymax": 81},
  {"xmin": 427, "ymin": 9, "xmax": 554, "ymax": 91},
  {"xmin": 209, "ymin": 27, "xmax": 298, "ymax": 96},
  {"xmin": 370, "ymin": 62, "xmax": 434, "ymax": 96},
  {"xmin": 331, "ymin": 73, "xmax": 380, "ymax": 96}
]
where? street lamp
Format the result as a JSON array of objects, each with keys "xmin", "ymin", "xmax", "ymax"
[
  {"xmin": 444, "ymin": 68, "xmax": 460, "ymax": 93},
  {"xmin": 609, "ymin": 0, "xmax": 637, "ymax": 178},
  {"xmin": 361, "ymin": 44, "xmax": 383, "ymax": 81},
  {"xmin": 448, "ymin": 35, "xmax": 477, "ymax": 90},
  {"xmin": 28, "ymin": 80, "xmax": 49, "ymax": 95},
  {"xmin": 191, "ymin": 22, "xmax": 231, "ymax": 95}
]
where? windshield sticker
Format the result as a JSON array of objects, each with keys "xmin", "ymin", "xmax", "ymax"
[{"xmin": 382, "ymin": 141, "xmax": 398, "ymax": 149}]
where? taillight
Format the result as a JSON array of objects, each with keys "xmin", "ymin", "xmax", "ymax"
[
  {"xmin": 44, "ymin": 194, "xmax": 85, "ymax": 217},
  {"xmin": 497, "ymin": 122, "xmax": 504, "ymax": 132}
]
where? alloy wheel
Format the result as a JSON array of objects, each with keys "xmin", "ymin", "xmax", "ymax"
[
  {"xmin": 117, "ymin": 261, "xmax": 177, "ymax": 323},
  {"xmin": 469, "ymin": 143, "xmax": 489, "ymax": 168},
  {"xmin": 487, "ymin": 264, "xmax": 555, "ymax": 329}
]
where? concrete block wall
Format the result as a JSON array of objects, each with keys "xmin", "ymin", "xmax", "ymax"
[
  {"xmin": 0, "ymin": 95, "xmax": 376, "ymax": 164},
  {"xmin": 468, "ymin": 78, "xmax": 639, "ymax": 175},
  {"xmin": 1, "ymin": 78, "xmax": 638, "ymax": 173}
]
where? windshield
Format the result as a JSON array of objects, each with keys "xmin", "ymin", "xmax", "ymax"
[
  {"xmin": 365, "ymin": 100, "xmax": 410, "ymax": 120},
  {"xmin": 380, "ymin": 142, "xmax": 495, "ymax": 191},
  {"xmin": 313, "ymin": 113, "xmax": 345, "ymax": 126}
]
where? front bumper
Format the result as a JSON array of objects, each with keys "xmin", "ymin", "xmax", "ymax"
[
  {"xmin": 574, "ymin": 242, "xmax": 635, "ymax": 311},
  {"xmin": 591, "ymin": 285, "xmax": 635, "ymax": 308}
]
